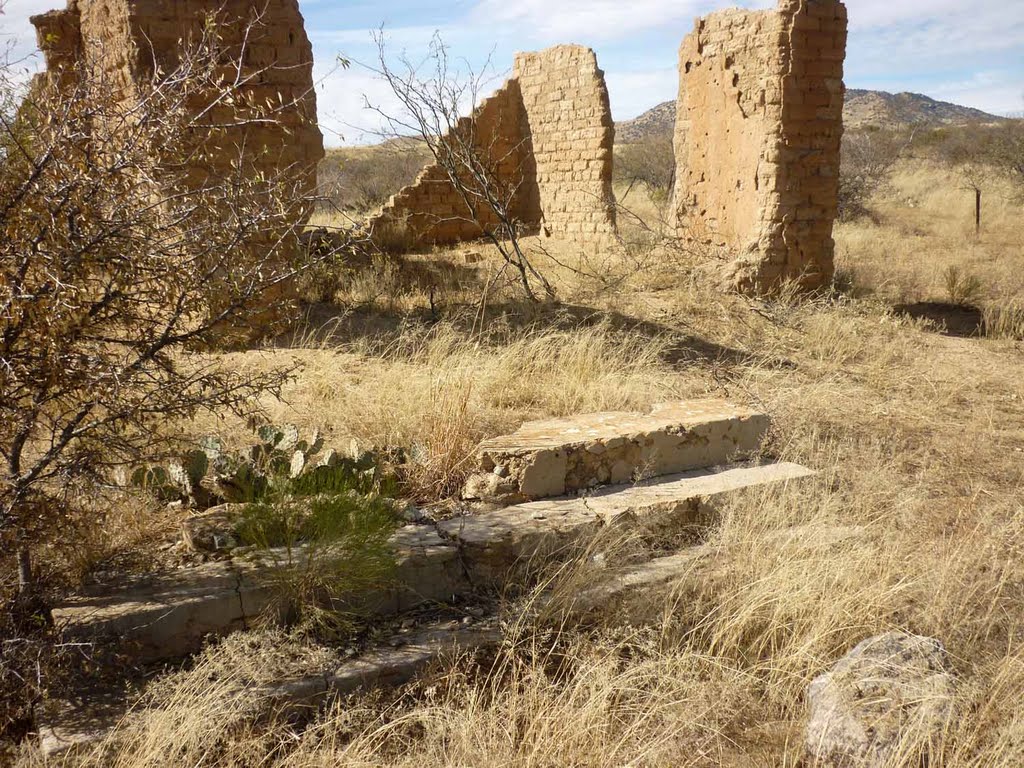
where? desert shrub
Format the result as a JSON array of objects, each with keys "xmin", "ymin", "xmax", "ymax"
[
  {"xmin": 134, "ymin": 423, "xmax": 400, "ymax": 634},
  {"xmin": 838, "ymin": 127, "xmax": 909, "ymax": 220},
  {"xmin": 942, "ymin": 265, "xmax": 984, "ymax": 306},
  {"xmin": 317, "ymin": 142, "xmax": 430, "ymax": 216},
  {"xmin": 238, "ymin": 492, "xmax": 398, "ymax": 635},
  {"xmin": 615, "ymin": 134, "xmax": 675, "ymax": 202},
  {"xmin": 920, "ymin": 121, "xmax": 1024, "ymax": 229}
]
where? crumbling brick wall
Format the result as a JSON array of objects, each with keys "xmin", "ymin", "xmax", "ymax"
[
  {"xmin": 672, "ymin": 0, "xmax": 847, "ymax": 293},
  {"xmin": 32, "ymin": 0, "xmax": 323, "ymax": 199},
  {"xmin": 366, "ymin": 80, "xmax": 533, "ymax": 250},
  {"xmin": 366, "ymin": 44, "xmax": 615, "ymax": 252}
]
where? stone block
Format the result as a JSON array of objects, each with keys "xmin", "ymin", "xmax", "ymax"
[
  {"xmin": 464, "ymin": 400, "xmax": 769, "ymax": 502},
  {"xmin": 446, "ymin": 461, "xmax": 814, "ymax": 587}
]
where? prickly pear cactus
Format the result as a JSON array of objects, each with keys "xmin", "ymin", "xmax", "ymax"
[{"xmin": 127, "ymin": 423, "xmax": 371, "ymax": 508}]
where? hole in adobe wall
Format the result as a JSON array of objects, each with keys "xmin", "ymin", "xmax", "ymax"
[{"xmin": 685, "ymin": 61, "xmax": 692, "ymax": 73}]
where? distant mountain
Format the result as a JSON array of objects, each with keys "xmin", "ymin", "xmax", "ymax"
[
  {"xmin": 842, "ymin": 89, "xmax": 1006, "ymax": 130},
  {"xmin": 615, "ymin": 101, "xmax": 676, "ymax": 144},
  {"xmin": 615, "ymin": 90, "xmax": 1008, "ymax": 143}
]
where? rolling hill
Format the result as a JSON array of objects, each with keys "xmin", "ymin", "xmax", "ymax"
[{"xmin": 615, "ymin": 89, "xmax": 1008, "ymax": 143}]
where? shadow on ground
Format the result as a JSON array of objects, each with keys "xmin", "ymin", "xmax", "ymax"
[
  {"xmin": 274, "ymin": 300, "xmax": 763, "ymax": 369},
  {"xmin": 894, "ymin": 302, "xmax": 984, "ymax": 338}
]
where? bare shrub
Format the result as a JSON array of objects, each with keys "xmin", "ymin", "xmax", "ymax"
[
  {"xmin": 989, "ymin": 119, "xmax": 1024, "ymax": 193},
  {"xmin": 614, "ymin": 134, "xmax": 675, "ymax": 204},
  {"xmin": 927, "ymin": 120, "xmax": 1024, "ymax": 230},
  {"xmin": 317, "ymin": 141, "xmax": 431, "ymax": 216},
  {"xmin": 838, "ymin": 127, "xmax": 910, "ymax": 220},
  {"xmin": 365, "ymin": 34, "xmax": 554, "ymax": 302},
  {"xmin": 0, "ymin": 18, "xmax": 348, "ymax": 737}
]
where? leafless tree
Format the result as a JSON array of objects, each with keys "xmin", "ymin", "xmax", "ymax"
[
  {"xmin": 362, "ymin": 33, "xmax": 554, "ymax": 302},
  {"xmin": 615, "ymin": 134, "xmax": 675, "ymax": 204},
  {"xmin": 837, "ymin": 127, "xmax": 913, "ymax": 221},
  {"xmin": 317, "ymin": 140, "xmax": 431, "ymax": 216},
  {"xmin": 0, "ymin": 20, "xmax": 347, "ymax": 604},
  {"xmin": 988, "ymin": 119, "xmax": 1024, "ymax": 198},
  {"xmin": 932, "ymin": 119, "xmax": 1024, "ymax": 231}
]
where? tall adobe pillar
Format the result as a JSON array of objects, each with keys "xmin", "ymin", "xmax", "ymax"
[
  {"xmin": 514, "ymin": 45, "xmax": 617, "ymax": 242},
  {"xmin": 672, "ymin": 0, "xmax": 847, "ymax": 294}
]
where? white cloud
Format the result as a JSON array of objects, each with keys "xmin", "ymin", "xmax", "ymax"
[
  {"xmin": 313, "ymin": 64, "xmax": 405, "ymax": 146},
  {"xmin": 5, "ymin": 0, "xmax": 1023, "ymax": 141},
  {"xmin": 848, "ymin": 0, "xmax": 1024, "ymax": 71},
  {"xmin": 605, "ymin": 67, "xmax": 676, "ymax": 120},
  {"xmin": 931, "ymin": 71, "xmax": 1024, "ymax": 117},
  {"xmin": 467, "ymin": 0, "xmax": 769, "ymax": 43}
]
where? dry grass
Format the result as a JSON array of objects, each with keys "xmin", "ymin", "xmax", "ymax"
[
  {"xmin": 834, "ymin": 160, "xmax": 1024, "ymax": 306},
  {"xmin": 28, "ymin": 157, "xmax": 1024, "ymax": 766}
]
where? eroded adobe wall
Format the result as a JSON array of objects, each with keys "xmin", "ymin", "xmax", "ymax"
[
  {"xmin": 366, "ymin": 44, "xmax": 616, "ymax": 253},
  {"xmin": 31, "ymin": 0, "xmax": 323, "ymax": 197},
  {"xmin": 365, "ymin": 80, "xmax": 532, "ymax": 251},
  {"xmin": 672, "ymin": 0, "xmax": 846, "ymax": 293},
  {"xmin": 514, "ymin": 45, "xmax": 616, "ymax": 241}
]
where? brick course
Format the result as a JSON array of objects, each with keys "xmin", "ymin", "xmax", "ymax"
[{"xmin": 31, "ymin": 0, "xmax": 323, "ymax": 212}]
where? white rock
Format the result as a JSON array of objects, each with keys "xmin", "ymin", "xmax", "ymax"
[{"xmin": 805, "ymin": 632, "xmax": 956, "ymax": 767}]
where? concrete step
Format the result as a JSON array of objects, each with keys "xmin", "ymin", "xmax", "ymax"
[
  {"xmin": 42, "ymin": 520, "xmax": 855, "ymax": 758},
  {"xmin": 54, "ymin": 462, "xmax": 811, "ymax": 662},
  {"xmin": 443, "ymin": 461, "xmax": 814, "ymax": 587},
  {"xmin": 463, "ymin": 400, "xmax": 770, "ymax": 502},
  {"xmin": 54, "ymin": 526, "xmax": 467, "ymax": 661}
]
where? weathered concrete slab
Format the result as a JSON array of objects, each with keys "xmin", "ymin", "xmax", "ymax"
[
  {"xmin": 445, "ymin": 461, "xmax": 814, "ymax": 587},
  {"xmin": 54, "ymin": 461, "xmax": 811, "ymax": 662},
  {"xmin": 464, "ymin": 400, "xmax": 770, "ymax": 501},
  {"xmin": 54, "ymin": 526, "xmax": 468, "ymax": 661}
]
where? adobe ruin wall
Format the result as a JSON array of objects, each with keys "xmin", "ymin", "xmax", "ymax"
[
  {"xmin": 31, "ymin": 0, "xmax": 324, "ymax": 202},
  {"xmin": 366, "ymin": 44, "xmax": 616, "ymax": 252},
  {"xmin": 30, "ymin": 0, "xmax": 848, "ymax": 298},
  {"xmin": 672, "ymin": 0, "xmax": 847, "ymax": 292}
]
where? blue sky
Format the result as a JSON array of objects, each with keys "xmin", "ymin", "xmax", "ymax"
[{"xmin": 3, "ymin": 0, "xmax": 1022, "ymax": 145}]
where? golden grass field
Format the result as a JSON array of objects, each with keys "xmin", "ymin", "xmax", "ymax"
[{"xmin": 20, "ymin": 156, "xmax": 1024, "ymax": 766}]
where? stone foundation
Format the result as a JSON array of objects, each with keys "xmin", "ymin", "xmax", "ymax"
[{"xmin": 672, "ymin": 0, "xmax": 847, "ymax": 293}]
